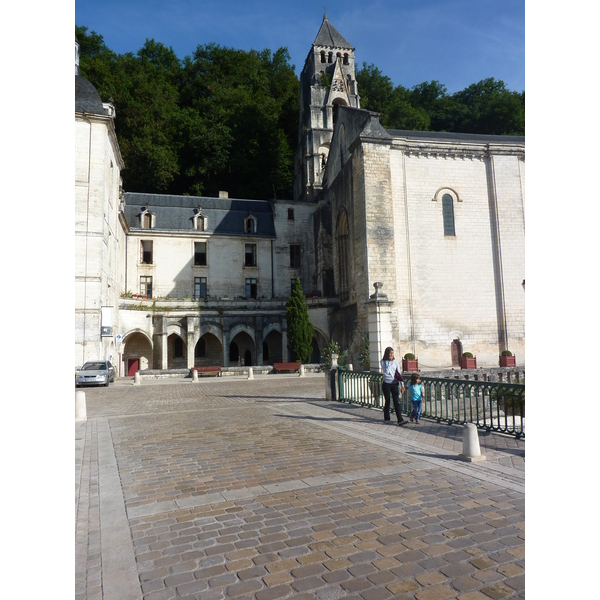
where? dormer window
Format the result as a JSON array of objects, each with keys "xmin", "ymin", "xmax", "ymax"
[
  {"xmin": 245, "ymin": 214, "xmax": 257, "ymax": 233},
  {"xmin": 194, "ymin": 209, "xmax": 207, "ymax": 231},
  {"xmin": 140, "ymin": 209, "xmax": 154, "ymax": 229}
]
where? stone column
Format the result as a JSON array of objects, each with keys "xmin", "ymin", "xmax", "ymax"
[
  {"xmin": 153, "ymin": 316, "xmax": 169, "ymax": 370},
  {"xmin": 366, "ymin": 282, "xmax": 394, "ymax": 372},
  {"xmin": 186, "ymin": 316, "xmax": 196, "ymax": 370},
  {"xmin": 222, "ymin": 321, "xmax": 230, "ymax": 367}
]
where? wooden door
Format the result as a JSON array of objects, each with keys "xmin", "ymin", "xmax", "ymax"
[{"xmin": 128, "ymin": 358, "xmax": 139, "ymax": 376}]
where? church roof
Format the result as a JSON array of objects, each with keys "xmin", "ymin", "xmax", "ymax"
[
  {"xmin": 75, "ymin": 75, "xmax": 105, "ymax": 115},
  {"xmin": 313, "ymin": 15, "xmax": 353, "ymax": 49},
  {"xmin": 124, "ymin": 192, "xmax": 276, "ymax": 237},
  {"xmin": 387, "ymin": 129, "xmax": 525, "ymax": 144}
]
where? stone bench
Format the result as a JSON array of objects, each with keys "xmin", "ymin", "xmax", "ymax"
[
  {"xmin": 191, "ymin": 366, "xmax": 222, "ymax": 377},
  {"xmin": 273, "ymin": 362, "xmax": 302, "ymax": 373}
]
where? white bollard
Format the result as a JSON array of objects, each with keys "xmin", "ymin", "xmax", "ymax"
[
  {"xmin": 347, "ymin": 364, "xmax": 353, "ymax": 371},
  {"xmin": 192, "ymin": 369, "xmax": 198, "ymax": 382},
  {"xmin": 299, "ymin": 364, "xmax": 305, "ymax": 377},
  {"xmin": 133, "ymin": 372, "xmax": 141, "ymax": 385},
  {"xmin": 458, "ymin": 423, "xmax": 486, "ymax": 462},
  {"xmin": 247, "ymin": 366, "xmax": 254, "ymax": 380},
  {"xmin": 75, "ymin": 391, "xmax": 87, "ymax": 421},
  {"xmin": 330, "ymin": 353, "xmax": 338, "ymax": 369}
]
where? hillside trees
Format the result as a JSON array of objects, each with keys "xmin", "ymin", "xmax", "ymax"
[
  {"xmin": 76, "ymin": 27, "xmax": 299, "ymax": 198},
  {"xmin": 75, "ymin": 26, "xmax": 524, "ymax": 198}
]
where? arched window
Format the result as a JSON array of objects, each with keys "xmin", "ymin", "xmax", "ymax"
[
  {"xmin": 245, "ymin": 215, "xmax": 257, "ymax": 233},
  {"xmin": 328, "ymin": 52, "xmax": 333, "ymax": 63},
  {"xmin": 141, "ymin": 210, "xmax": 153, "ymax": 229},
  {"xmin": 337, "ymin": 209, "xmax": 350, "ymax": 301},
  {"xmin": 343, "ymin": 53, "xmax": 349, "ymax": 65},
  {"xmin": 442, "ymin": 194, "xmax": 456, "ymax": 236},
  {"xmin": 336, "ymin": 52, "xmax": 341, "ymax": 61},
  {"xmin": 320, "ymin": 50, "xmax": 326, "ymax": 63}
]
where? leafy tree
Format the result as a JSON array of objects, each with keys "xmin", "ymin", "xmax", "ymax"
[{"xmin": 286, "ymin": 278, "xmax": 314, "ymax": 363}]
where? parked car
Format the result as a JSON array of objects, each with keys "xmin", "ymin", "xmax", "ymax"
[{"xmin": 76, "ymin": 361, "xmax": 115, "ymax": 387}]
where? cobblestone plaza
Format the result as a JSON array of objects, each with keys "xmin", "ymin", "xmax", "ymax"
[{"xmin": 75, "ymin": 374, "xmax": 524, "ymax": 599}]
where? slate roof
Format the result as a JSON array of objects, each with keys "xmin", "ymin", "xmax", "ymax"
[
  {"xmin": 387, "ymin": 129, "xmax": 525, "ymax": 144},
  {"xmin": 124, "ymin": 193, "xmax": 276, "ymax": 237},
  {"xmin": 313, "ymin": 15, "xmax": 354, "ymax": 49},
  {"xmin": 75, "ymin": 75, "xmax": 105, "ymax": 115}
]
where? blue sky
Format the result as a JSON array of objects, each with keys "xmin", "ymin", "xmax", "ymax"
[{"xmin": 75, "ymin": 0, "xmax": 524, "ymax": 94}]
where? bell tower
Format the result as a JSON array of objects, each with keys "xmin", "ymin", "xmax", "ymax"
[{"xmin": 293, "ymin": 14, "xmax": 360, "ymax": 201}]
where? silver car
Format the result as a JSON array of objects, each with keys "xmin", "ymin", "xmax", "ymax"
[{"xmin": 76, "ymin": 361, "xmax": 116, "ymax": 387}]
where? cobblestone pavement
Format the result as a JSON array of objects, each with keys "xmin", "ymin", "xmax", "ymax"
[{"xmin": 75, "ymin": 374, "xmax": 525, "ymax": 600}]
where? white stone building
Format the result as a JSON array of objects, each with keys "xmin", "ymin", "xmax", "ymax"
[{"xmin": 74, "ymin": 15, "xmax": 524, "ymax": 375}]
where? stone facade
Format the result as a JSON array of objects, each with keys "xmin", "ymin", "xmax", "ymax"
[
  {"xmin": 323, "ymin": 109, "xmax": 525, "ymax": 369},
  {"xmin": 75, "ymin": 73, "xmax": 126, "ymax": 368},
  {"xmin": 74, "ymin": 17, "xmax": 525, "ymax": 375}
]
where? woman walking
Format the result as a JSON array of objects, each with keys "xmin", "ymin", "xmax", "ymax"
[{"xmin": 380, "ymin": 347, "xmax": 407, "ymax": 426}]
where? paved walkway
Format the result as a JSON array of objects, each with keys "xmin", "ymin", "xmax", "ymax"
[{"xmin": 75, "ymin": 373, "xmax": 524, "ymax": 600}]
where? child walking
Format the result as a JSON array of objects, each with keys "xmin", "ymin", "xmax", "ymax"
[{"xmin": 408, "ymin": 373, "xmax": 424, "ymax": 424}]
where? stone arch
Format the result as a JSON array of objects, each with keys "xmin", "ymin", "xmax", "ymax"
[
  {"xmin": 200, "ymin": 323, "xmax": 223, "ymax": 346},
  {"xmin": 195, "ymin": 331, "xmax": 223, "ymax": 366},
  {"xmin": 166, "ymin": 323, "xmax": 186, "ymax": 339},
  {"xmin": 311, "ymin": 327, "xmax": 328, "ymax": 364},
  {"xmin": 433, "ymin": 187, "xmax": 460, "ymax": 203},
  {"xmin": 122, "ymin": 330, "xmax": 153, "ymax": 374},
  {"xmin": 122, "ymin": 328, "xmax": 153, "ymax": 347},
  {"xmin": 229, "ymin": 324, "xmax": 256, "ymax": 344},
  {"xmin": 262, "ymin": 322, "xmax": 282, "ymax": 340},
  {"xmin": 167, "ymin": 333, "xmax": 187, "ymax": 369}
]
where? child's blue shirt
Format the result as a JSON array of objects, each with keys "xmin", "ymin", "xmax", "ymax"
[{"xmin": 408, "ymin": 383, "xmax": 423, "ymax": 402}]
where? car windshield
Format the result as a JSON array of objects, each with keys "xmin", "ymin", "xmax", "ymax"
[{"xmin": 82, "ymin": 362, "xmax": 107, "ymax": 371}]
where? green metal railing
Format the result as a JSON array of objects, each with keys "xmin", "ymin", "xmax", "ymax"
[{"xmin": 337, "ymin": 370, "xmax": 525, "ymax": 438}]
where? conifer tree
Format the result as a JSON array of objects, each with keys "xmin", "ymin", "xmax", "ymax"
[{"xmin": 286, "ymin": 278, "xmax": 314, "ymax": 363}]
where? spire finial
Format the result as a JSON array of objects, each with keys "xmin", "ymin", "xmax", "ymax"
[{"xmin": 324, "ymin": 5, "xmax": 327, "ymax": 19}]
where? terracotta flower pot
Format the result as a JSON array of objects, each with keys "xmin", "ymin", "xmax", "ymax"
[
  {"xmin": 499, "ymin": 355, "xmax": 516, "ymax": 367},
  {"xmin": 402, "ymin": 357, "xmax": 419, "ymax": 372},
  {"xmin": 460, "ymin": 356, "xmax": 477, "ymax": 369}
]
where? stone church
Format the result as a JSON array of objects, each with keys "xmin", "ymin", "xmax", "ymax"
[{"xmin": 75, "ymin": 15, "xmax": 525, "ymax": 376}]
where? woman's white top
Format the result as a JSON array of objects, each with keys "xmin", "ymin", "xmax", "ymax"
[{"xmin": 380, "ymin": 358, "xmax": 400, "ymax": 384}]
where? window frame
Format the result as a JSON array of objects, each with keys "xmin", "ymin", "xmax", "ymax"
[
  {"xmin": 442, "ymin": 194, "xmax": 456, "ymax": 237},
  {"xmin": 245, "ymin": 243, "xmax": 257, "ymax": 267},
  {"xmin": 194, "ymin": 241, "xmax": 207, "ymax": 266},
  {"xmin": 194, "ymin": 276, "xmax": 207, "ymax": 299},
  {"xmin": 290, "ymin": 244, "xmax": 301, "ymax": 268},
  {"xmin": 140, "ymin": 275, "xmax": 152, "ymax": 298},
  {"xmin": 140, "ymin": 240, "xmax": 153, "ymax": 264},
  {"xmin": 245, "ymin": 278, "xmax": 258, "ymax": 299}
]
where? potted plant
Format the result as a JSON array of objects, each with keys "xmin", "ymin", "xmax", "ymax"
[
  {"xmin": 499, "ymin": 350, "xmax": 516, "ymax": 367},
  {"xmin": 402, "ymin": 352, "xmax": 419, "ymax": 372},
  {"xmin": 460, "ymin": 352, "xmax": 477, "ymax": 369}
]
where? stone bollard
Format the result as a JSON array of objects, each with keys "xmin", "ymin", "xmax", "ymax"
[
  {"xmin": 299, "ymin": 364, "xmax": 305, "ymax": 377},
  {"xmin": 347, "ymin": 364, "xmax": 353, "ymax": 371},
  {"xmin": 133, "ymin": 372, "xmax": 141, "ymax": 385},
  {"xmin": 247, "ymin": 366, "xmax": 254, "ymax": 380},
  {"xmin": 458, "ymin": 423, "xmax": 486, "ymax": 462},
  {"xmin": 75, "ymin": 391, "xmax": 87, "ymax": 421},
  {"xmin": 192, "ymin": 369, "xmax": 198, "ymax": 382},
  {"xmin": 330, "ymin": 353, "xmax": 338, "ymax": 369}
]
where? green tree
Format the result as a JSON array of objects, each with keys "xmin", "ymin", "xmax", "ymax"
[{"xmin": 286, "ymin": 278, "xmax": 314, "ymax": 363}]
